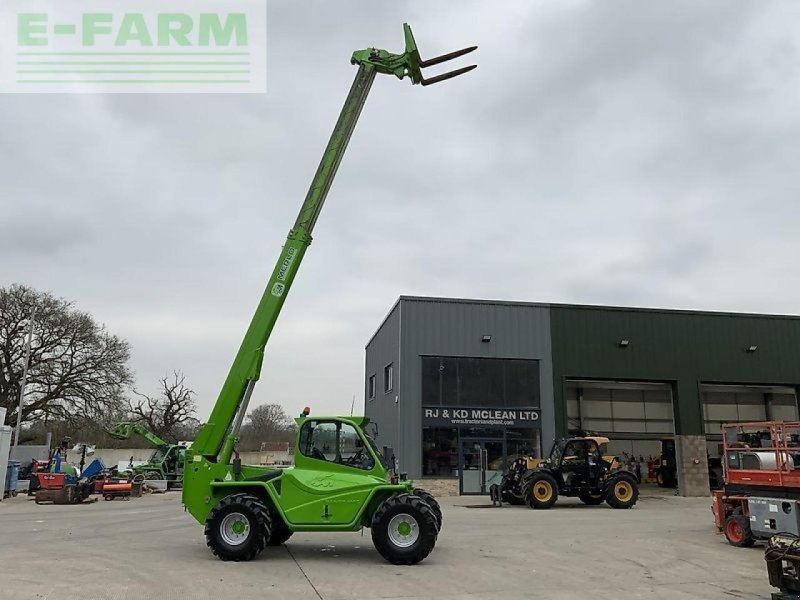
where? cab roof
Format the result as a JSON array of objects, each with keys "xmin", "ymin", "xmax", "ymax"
[{"xmin": 294, "ymin": 415, "xmax": 371, "ymax": 429}]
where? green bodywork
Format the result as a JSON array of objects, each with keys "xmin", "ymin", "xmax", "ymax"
[
  {"xmin": 185, "ymin": 415, "xmax": 412, "ymax": 530},
  {"xmin": 106, "ymin": 421, "xmax": 187, "ymax": 482},
  {"xmin": 181, "ymin": 24, "xmax": 475, "ymax": 532}
]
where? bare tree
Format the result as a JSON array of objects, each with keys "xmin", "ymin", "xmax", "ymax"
[
  {"xmin": 238, "ymin": 404, "xmax": 294, "ymax": 450},
  {"xmin": 129, "ymin": 371, "xmax": 198, "ymax": 442},
  {"xmin": 0, "ymin": 284, "xmax": 131, "ymax": 429}
]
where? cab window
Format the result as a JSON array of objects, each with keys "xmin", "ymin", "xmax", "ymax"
[
  {"xmin": 563, "ymin": 441, "xmax": 586, "ymax": 462},
  {"xmin": 299, "ymin": 421, "xmax": 375, "ymax": 470}
]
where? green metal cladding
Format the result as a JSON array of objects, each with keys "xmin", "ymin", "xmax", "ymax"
[{"xmin": 549, "ymin": 305, "xmax": 800, "ymax": 437}]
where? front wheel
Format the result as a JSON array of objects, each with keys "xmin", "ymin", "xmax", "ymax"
[
  {"xmin": 506, "ymin": 491, "xmax": 525, "ymax": 505},
  {"xmin": 724, "ymin": 515, "xmax": 755, "ymax": 547},
  {"xmin": 524, "ymin": 473, "xmax": 559, "ymax": 509},
  {"xmin": 413, "ymin": 488, "xmax": 443, "ymax": 531},
  {"xmin": 144, "ymin": 470, "xmax": 163, "ymax": 480},
  {"xmin": 371, "ymin": 494, "xmax": 438, "ymax": 565},
  {"xmin": 606, "ymin": 476, "xmax": 639, "ymax": 509},
  {"xmin": 205, "ymin": 493, "xmax": 272, "ymax": 561}
]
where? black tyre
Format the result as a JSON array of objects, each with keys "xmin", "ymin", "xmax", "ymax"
[
  {"xmin": 144, "ymin": 470, "xmax": 163, "ymax": 480},
  {"xmin": 524, "ymin": 473, "xmax": 559, "ymax": 509},
  {"xmin": 505, "ymin": 491, "xmax": 526, "ymax": 506},
  {"xmin": 371, "ymin": 494, "xmax": 438, "ymax": 565},
  {"xmin": 413, "ymin": 488, "xmax": 443, "ymax": 531},
  {"xmin": 605, "ymin": 475, "xmax": 639, "ymax": 509},
  {"xmin": 709, "ymin": 468, "xmax": 723, "ymax": 491},
  {"xmin": 205, "ymin": 493, "xmax": 271, "ymax": 561},
  {"xmin": 578, "ymin": 491, "xmax": 604, "ymax": 505},
  {"xmin": 267, "ymin": 515, "xmax": 293, "ymax": 546},
  {"xmin": 724, "ymin": 515, "xmax": 755, "ymax": 547},
  {"xmin": 656, "ymin": 470, "xmax": 667, "ymax": 488}
]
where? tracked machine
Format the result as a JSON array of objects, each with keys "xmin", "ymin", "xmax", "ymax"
[{"xmin": 181, "ymin": 24, "xmax": 475, "ymax": 564}]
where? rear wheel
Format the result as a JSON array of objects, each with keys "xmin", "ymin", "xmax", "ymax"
[
  {"xmin": 413, "ymin": 488, "xmax": 443, "ymax": 531},
  {"xmin": 606, "ymin": 476, "xmax": 639, "ymax": 509},
  {"xmin": 578, "ymin": 491, "xmax": 604, "ymax": 505},
  {"xmin": 205, "ymin": 493, "xmax": 271, "ymax": 561},
  {"xmin": 724, "ymin": 515, "xmax": 755, "ymax": 547},
  {"xmin": 524, "ymin": 473, "xmax": 559, "ymax": 509},
  {"xmin": 371, "ymin": 494, "xmax": 438, "ymax": 565}
]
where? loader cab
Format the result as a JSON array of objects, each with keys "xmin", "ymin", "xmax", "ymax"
[{"xmin": 548, "ymin": 438, "xmax": 604, "ymax": 490}]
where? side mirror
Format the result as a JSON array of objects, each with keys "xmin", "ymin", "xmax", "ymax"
[{"xmin": 383, "ymin": 445, "xmax": 397, "ymax": 474}]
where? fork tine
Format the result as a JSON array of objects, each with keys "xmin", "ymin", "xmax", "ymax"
[
  {"xmin": 419, "ymin": 46, "xmax": 478, "ymax": 68},
  {"xmin": 420, "ymin": 64, "xmax": 477, "ymax": 86}
]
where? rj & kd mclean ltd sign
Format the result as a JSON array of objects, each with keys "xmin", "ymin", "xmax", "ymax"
[{"xmin": 422, "ymin": 406, "xmax": 540, "ymax": 428}]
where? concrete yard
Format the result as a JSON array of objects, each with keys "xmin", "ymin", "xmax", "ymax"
[{"xmin": 1, "ymin": 490, "xmax": 771, "ymax": 600}]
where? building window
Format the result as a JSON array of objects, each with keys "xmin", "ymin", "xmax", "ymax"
[
  {"xmin": 423, "ymin": 427, "xmax": 458, "ymax": 476},
  {"xmin": 421, "ymin": 356, "xmax": 539, "ymax": 407},
  {"xmin": 368, "ymin": 374, "xmax": 376, "ymax": 400},
  {"xmin": 384, "ymin": 363, "xmax": 393, "ymax": 393},
  {"xmin": 506, "ymin": 428, "xmax": 542, "ymax": 460}
]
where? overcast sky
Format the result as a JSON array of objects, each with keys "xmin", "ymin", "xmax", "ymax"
[{"xmin": 4, "ymin": 0, "xmax": 800, "ymax": 419}]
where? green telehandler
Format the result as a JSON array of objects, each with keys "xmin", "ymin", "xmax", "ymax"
[
  {"xmin": 181, "ymin": 24, "xmax": 476, "ymax": 564},
  {"xmin": 106, "ymin": 422, "xmax": 189, "ymax": 486}
]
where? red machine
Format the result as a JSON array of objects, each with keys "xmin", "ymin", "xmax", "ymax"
[
  {"xmin": 98, "ymin": 474, "xmax": 144, "ymax": 501},
  {"xmin": 37, "ymin": 473, "xmax": 67, "ymax": 490},
  {"xmin": 102, "ymin": 482, "xmax": 133, "ymax": 501},
  {"xmin": 712, "ymin": 421, "xmax": 800, "ymax": 547}
]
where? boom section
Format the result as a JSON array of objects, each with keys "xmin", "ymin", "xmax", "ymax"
[
  {"xmin": 188, "ymin": 23, "xmax": 477, "ymax": 464},
  {"xmin": 106, "ymin": 422, "xmax": 170, "ymax": 448},
  {"xmin": 192, "ymin": 66, "xmax": 376, "ymax": 461}
]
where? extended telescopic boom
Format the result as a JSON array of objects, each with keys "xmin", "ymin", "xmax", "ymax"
[
  {"xmin": 190, "ymin": 24, "xmax": 477, "ymax": 464},
  {"xmin": 106, "ymin": 422, "xmax": 170, "ymax": 449}
]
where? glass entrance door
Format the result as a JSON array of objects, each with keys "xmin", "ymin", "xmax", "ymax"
[{"xmin": 459, "ymin": 439, "xmax": 504, "ymax": 495}]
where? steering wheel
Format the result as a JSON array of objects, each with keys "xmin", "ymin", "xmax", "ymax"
[{"xmin": 344, "ymin": 448, "xmax": 365, "ymax": 466}]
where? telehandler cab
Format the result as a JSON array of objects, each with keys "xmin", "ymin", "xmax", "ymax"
[{"xmin": 181, "ymin": 24, "xmax": 474, "ymax": 564}]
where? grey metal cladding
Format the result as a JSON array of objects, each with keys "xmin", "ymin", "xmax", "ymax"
[
  {"xmin": 364, "ymin": 300, "xmax": 401, "ymax": 460},
  {"xmin": 397, "ymin": 296, "xmax": 555, "ymax": 477}
]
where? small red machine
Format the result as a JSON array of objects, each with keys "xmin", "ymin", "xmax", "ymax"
[
  {"xmin": 712, "ymin": 421, "xmax": 800, "ymax": 547},
  {"xmin": 37, "ymin": 473, "xmax": 67, "ymax": 490},
  {"xmin": 100, "ymin": 474, "xmax": 144, "ymax": 501},
  {"xmin": 102, "ymin": 482, "xmax": 133, "ymax": 501}
]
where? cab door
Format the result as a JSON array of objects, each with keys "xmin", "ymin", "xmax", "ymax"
[
  {"xmin": 279, "ymin": 420, "xmax": 379, "ymax": 525},
  {"xmin": 560, "ymin": 440, "xmax": 591, "ymax": 488}
]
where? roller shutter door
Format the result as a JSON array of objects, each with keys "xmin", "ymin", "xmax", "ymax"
[{"xmin": 566, "ymin": 381, "xmax": 674, "ymax": 438}]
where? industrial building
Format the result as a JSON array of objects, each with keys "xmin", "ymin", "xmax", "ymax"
[{"xmin": 364, "ymin": 296, "xmax": 800, "ymax": 496}]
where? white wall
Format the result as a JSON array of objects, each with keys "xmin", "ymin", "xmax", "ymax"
[{"xmin": 83, "ymin": 448, "xmax": 293, "ymax": 469}]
